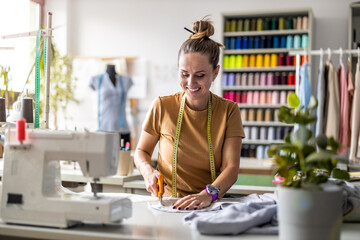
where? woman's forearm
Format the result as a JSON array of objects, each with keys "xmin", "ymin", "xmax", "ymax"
[
  {"xmin": 134, "ymin": 149, "xmax": 153, "ymax": 175},
  {"xmin": 211, "ymin": 165, "xmax": 239, "ymax": 197}
]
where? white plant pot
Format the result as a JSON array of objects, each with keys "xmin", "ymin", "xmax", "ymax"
[{"xmin": 277, "ymin": 185, "xmax": 343, "ymax": 240}]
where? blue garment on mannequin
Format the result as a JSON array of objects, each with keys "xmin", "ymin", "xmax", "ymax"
[{"xmin": 90, "ymin": 72, "xmax": 133, "ymax": 133}]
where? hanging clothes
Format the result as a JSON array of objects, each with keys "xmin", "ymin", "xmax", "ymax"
[
  {"xmin": 350, "ymin": 63, "xmax": 360, "ymax": 163},
  {"xmin": 348, "ymin": 60, "xmax": 355, "ymax": 146},
  {"xmin": 299, "ymin": 62, "xmax": 311, "ymax": 109},
  {"xmin": 315, "ymin": 55, "xmax": 325, "ymax": 136},
  {"xmin": 338, "ymin": 63, "xmax": 349, "ymax": 154},
  {"xmin": 324, "ymin": 60, "xmax": 340, "ymax": 141}
]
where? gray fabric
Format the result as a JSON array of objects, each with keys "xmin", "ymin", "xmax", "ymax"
[
  {"xmin": 183, "ymin": 193, "xmax": 278, "ymax": 235},
  {"xmin": 184, "ymin": 181, "xmax": 360, "ymax": 235}
]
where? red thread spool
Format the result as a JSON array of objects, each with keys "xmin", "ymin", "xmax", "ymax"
[{"xmin": 17, "ymin": 119, "xmax": 26, "ymax": 142}]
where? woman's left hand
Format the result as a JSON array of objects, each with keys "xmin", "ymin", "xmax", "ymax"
[{"xmin": 172, "ymin": 190, "xmax": 213, "ymax": 210}]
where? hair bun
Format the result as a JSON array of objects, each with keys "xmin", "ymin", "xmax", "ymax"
[{"xmin": 190, "ymin": 17, "xmax": 214, "ymax": 40}]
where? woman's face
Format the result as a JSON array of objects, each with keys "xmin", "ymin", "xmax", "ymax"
[{"xmin": 178, "ymin": 52, "xmax": 219, "ymax": 105}]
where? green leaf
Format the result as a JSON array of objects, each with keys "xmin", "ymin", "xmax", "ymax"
[
  {"xmin": 308, "ymin": 96, "xmax": 318, "ymax": 110},
  {"xmin": 316, "ymin": 134, "xmax": 328, "ymax": 150},
  {"xmin": 287, "ymin": 92, "xmax": 300, "ymax": 108},
  {"xmin": 305, "ymin": 149, "xmax": 334, "ymax": 162},
  {"xmin": 332, "ymin": 168, "xmax": 350, "ymax": 180},
  {"xmin": 291, "ymin": 125, "xmax": 311, "ymax": 148},
  {"xmin": 328, "ymin": 137, "xmax": 341, "ymax": 153}
]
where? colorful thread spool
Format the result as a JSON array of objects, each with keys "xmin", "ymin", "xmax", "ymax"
[
  {"xmin": 264, "ymin": 54, "xmax": 271, "ymax": 67},
  {"xmin": 240, "ymin": 109, "xmax": 247, "ymax": 121},
  {"xmin": 229, "ymin": 55, "xmax": 236, "ymax": 68},
  {"xmin": 237, "ymin": 20, "xmax": 243, "ymax": 32},
  {"xmin": 249, "ymin": 55, "xmax": 256, "ymax": 67},
  {"xmin": 235, "ymin": 55, "xmax": 243, "ymax": 68},
  {"xmin": 256, "ymin": 54, "xmax": 263, "ymax": 68},
  {"xmin": 286, "ymin": 35, "xmax": 293, "ymax": 49},
  {"xmin": 278, "ymin": 17, "xmax": 285, "ymax": 30},
  {"xmin": 270, "ymin": 54, "xmax": 278, "ymax": 67},
  {"xmin": 242, "ymin": 55, "xmax": 249, "ymax": 67}
]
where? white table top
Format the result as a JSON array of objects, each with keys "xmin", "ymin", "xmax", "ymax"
[{"xmin": 0, "ymin": 193, "xmax": 359, "ymax": 240}]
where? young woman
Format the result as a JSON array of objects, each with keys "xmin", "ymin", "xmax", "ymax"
[{"xmin": 134, "ymin": 17, "xmax": 245, "ymax": 210}]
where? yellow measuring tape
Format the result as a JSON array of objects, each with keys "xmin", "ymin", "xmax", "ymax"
[{"xmin": 172, "ymin": 93, "xmax": 216, "ymax": 197}]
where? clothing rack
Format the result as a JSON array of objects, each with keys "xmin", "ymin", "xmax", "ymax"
[{"xmin": 289, "ymin": 48, "xmax": 360, "ymax": 95}]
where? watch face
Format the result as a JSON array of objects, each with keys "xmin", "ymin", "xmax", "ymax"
[{"xmin": 206, "ymin": 184, "xmax": 219, "ymax": 195}]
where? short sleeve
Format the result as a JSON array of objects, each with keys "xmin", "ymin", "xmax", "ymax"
[
  {"xmin": 225, "ymin": 103, "xmax": 245, "ymax": 139},
  {"xmin": 89, "ymin": 75, "xmax": 99, "ymax": 91},
  {"xmin": 142, "ymin": 97, "xmax": 161, "ymax": 138}
]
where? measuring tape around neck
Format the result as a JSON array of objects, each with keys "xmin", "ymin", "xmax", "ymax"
[{"xmin": 171, "ymin": 92, "xmax": 216, "ymax": 197}]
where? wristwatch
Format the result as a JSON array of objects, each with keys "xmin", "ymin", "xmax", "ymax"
[{"xmin": 204, "ymin": 184, "xmax": 220, "ymax": 203}]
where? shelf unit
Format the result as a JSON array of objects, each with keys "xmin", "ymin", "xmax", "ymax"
[
  {"xmin": 221, "ymin": 9, "xmax": 314, "ymax": 161},
  {"xmin": 349, "ymin": 2, "xmax": 360, "ymax": 77}
]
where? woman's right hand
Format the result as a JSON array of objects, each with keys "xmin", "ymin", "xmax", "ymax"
[{"xmin": 142, "ymin": 164, "xmax": 161, "ymax": 196}]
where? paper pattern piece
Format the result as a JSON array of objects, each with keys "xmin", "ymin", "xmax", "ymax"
[{"xmin": 148, "ymin": 197, "xmax": 225, "ymax": 213}]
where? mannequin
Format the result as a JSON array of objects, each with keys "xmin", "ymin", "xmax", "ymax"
[
  {"xmin": 89, "ymin": 65, "xmax": 134, "ymax": 148},
  {"xmin": 106, "ymin": 64, "xmax": 117, "ymax": 86}
]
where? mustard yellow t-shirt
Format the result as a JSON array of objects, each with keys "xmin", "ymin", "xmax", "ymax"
[{"xmin": 143, "ymin": 91, "xmax": 245, "ymax": 197}]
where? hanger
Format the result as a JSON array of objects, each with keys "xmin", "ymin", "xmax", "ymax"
[
  {"xmin": 339, "ymin": 48, "xmax": 343, "ymax": 65},
  {"xmin": 327, "ymin": 48, "xmax": 331, "ymax": 61}
]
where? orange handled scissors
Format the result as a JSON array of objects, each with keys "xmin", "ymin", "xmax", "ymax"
[{"xmin": 158, "ymin": 174, "xmax": 164, "ymax": 205}]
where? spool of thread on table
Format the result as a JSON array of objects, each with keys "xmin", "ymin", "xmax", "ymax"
[
  {"xmin": 21, "ymin": 97, "xmax": 34, "ymax": 123},
  {"xmin": 0, "ymin": 97, "xmax": 6, "ymax": 122}
]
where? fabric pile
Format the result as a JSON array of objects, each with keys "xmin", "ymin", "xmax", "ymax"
[{"xmin": 184, "ymin": 180, "xmax": 360, "ymax": 235}]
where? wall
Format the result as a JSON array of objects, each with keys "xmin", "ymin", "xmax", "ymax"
[{"xmin": 44, "ymin": 0, "xmax": 356, "ymax": 135}]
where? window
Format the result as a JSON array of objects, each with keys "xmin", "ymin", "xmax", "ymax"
[{"xmin": 0, "ymin": 0, "xmax": 42, "ymax": 92}]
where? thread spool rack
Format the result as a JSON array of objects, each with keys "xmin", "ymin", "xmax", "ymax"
[{"xmin": 221, "ymin": 8, "xmax": 314, "ymax": 161}]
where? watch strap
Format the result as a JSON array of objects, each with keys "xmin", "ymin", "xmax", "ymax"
[{"xmin": 204, "ymin": 188, "xmax": 218, "ymax": 203}]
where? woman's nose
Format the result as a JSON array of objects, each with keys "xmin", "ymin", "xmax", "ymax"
[{"xmin": 187, "ymin": 75, "xmax": 196, "ymax": 85}]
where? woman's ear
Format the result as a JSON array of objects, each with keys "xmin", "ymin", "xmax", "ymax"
[{"xmin": 213, "ymin": 65, "xmax": 220, "ymax": 81}]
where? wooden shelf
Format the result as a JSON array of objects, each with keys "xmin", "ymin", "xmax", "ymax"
[
  {"xmin": 242, "ymin": 139, "xmax": 284, "ymax": 145},
  {"xmin": 242, "ymin": 121, "xmax": 294, "ymax": 127},
  {"xmin": 238, "ymin": 103, "xmax": 286, "ymax": 109},
  {"xmin": 222, "ymin": 85, "xmax": 295, "ymax": 91},
  {"xmin": 224, "ymin": 48, "xmax": 305, "ymax": 55},
  {"xmin": 223, "ymin": 66, "xmax": 296, "ymax": 72},
  {"xmin": 224, "ymin": 29, "xmax": 309, "ymax": 37}
]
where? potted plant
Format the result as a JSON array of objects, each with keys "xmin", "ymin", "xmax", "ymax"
[{"xmin": 268, "ymin": 92, "xmax": 349, "ymax": 240}]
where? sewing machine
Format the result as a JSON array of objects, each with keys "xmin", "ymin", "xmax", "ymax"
[{"xmin": 0, "ymin": 128, "xmax": 132, "ymax": 228}]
